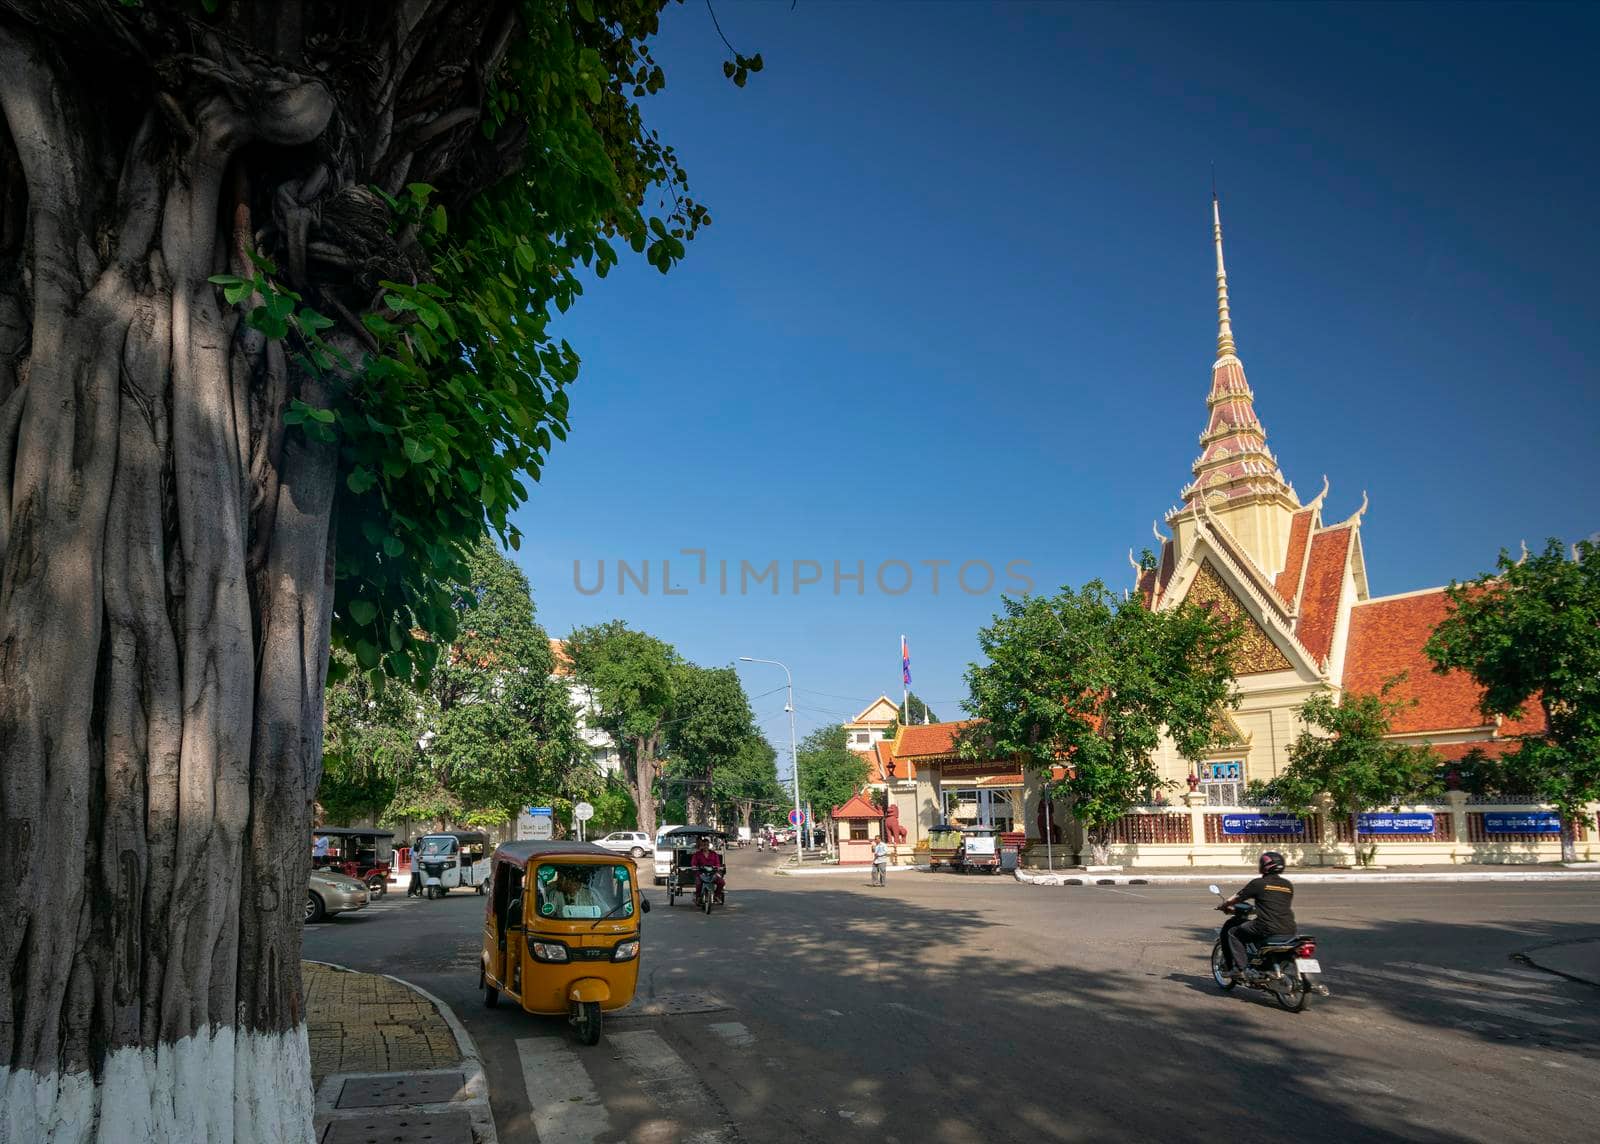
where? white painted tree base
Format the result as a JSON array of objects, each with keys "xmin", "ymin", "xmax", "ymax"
[{"xmin": 1, "ymin": 1025, "xmax": 315, "ymax": 1144}]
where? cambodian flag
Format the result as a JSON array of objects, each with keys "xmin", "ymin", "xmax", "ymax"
[{"xmin": 901, "ymin": 635, "xmax": 912, "ymax": 685}]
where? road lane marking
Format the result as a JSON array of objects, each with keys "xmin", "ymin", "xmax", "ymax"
[
  {"xmin": 517, "ymin": 1036, "xmax": 610, "ymax": 1144},
  {"xmin": 1341, "ymin": 965, "xmax": 1566, "ymax": 1005},
  {"xmin": 1386, "ymin": 961, "xmax": 1560, "ymax": 990},
  {"xmin": 611, "ymin": 1029, "xmax": 736, "ymax": 1140},
  {"xmin": 707, "ymin": 1022, "xmax": 755, "ymax": 1049}
]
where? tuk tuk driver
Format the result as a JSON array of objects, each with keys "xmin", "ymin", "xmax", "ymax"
[
  {"xmin": 549, "ymin": 869, "xmax": 601, "ymax": 915},
  {"xmin": 690, "ymin": 836, "xmax": 725, "ymax": 903}
]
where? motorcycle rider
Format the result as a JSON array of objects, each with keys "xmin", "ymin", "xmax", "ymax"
[
  {"xmin": 1218, "ymin": 851, "xmax": 1296, "ymax": 981},
  {"xmin": 690, "ymin": 835, "xmax": 725, "ymax": 904}
]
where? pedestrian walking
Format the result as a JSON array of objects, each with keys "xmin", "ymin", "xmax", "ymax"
[{"xmin": 871, "ymin": 835, "xmax": 889, "ymax": 887}]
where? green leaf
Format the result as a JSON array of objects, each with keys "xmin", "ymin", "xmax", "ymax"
[
  {"xmin": 349, "ymin": 599, "xmax": 379, "ymax": 626},
  {"xmin": 355, "ymin": 639, "xmax": 381, "ymax": 670},
  {"xmin": 346, "ymin": 466, "xmax": 377, "ymax": 495},
  {"xmin": 403, "ymin": 437, "xmax": 437, "ymax": 464},
  {"xmin": 430, "ymin": 204, "xmax": 448, "ymax": 235},
  {"xmin": 576, "ymin": 0, "xmax": 595, "ymax": 21},
  {"xmin": 382, "ymin": 535, "xmax": 405, "ymax": 558}
]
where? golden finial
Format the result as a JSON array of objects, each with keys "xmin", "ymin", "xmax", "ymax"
[{"xmin": 1213, "ymin": 193, "xmax": 1236, "ymax": 358}]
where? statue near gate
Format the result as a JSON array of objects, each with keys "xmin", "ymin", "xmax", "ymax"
[
  {"xmin": 1035, "ymin": 797, "xmax": 1062, "ymax": 844},
  {"xmin": 883, "ymin": 803, "xmax": 909, "ymax": 844}
]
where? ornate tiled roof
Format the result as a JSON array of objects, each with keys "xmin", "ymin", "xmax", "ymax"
[
  {"xmin": 832, "ymin": 793, "xmax": 882, "ymax": 819},
  {"xmin": 1296, "ymin": 525, "xmax": 1354, "ymax": 663},
  {"xmin": 1173, "ymin": 199, "xmax": 1298, "ymax": 517},
  {"xmin": 864, "ymin": 739, "xmax": 914, "ymax": 782},
  {"xmin": 894, "ymin": 720, "xmax": 980, "ymax": 759},
  {"xmin": 1344, "ymin": 587, "xmax": 1549, "ymax": 739},
  {"xmin": 1275, "ymin": 508, "xmax": 1316, "ymax": 608}
]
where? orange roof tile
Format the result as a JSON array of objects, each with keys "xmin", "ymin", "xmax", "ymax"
[
  {"xmin": 1297, "ymin": 526, "xmax": 1353, "ymax": 664},
  {"xmin": 865, "ymin": 740, "xmax": 914, "ymax": 782},
  {"xmin": 832, "ymin": 793, "xmax": 882, "ymax": 819},
  {"xmin": 549, "ymin": 637, "xmax": 574, "ymax": 676},
  {"xmin": 1275, "ymin": 509, "xmax": 1315, "ymax": 608},
  {"xmin": 1345, "ymin": 589, "xmax": 1496, "ymax": 735},
  {"xmin": 894, "ymin": 720, "xmax": 981, "ymax": 759}
]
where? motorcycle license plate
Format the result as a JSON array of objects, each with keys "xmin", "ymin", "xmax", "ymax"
[{"xmin": 1295, "ymin": 958, "xmax": 1322, "ymax": 975}]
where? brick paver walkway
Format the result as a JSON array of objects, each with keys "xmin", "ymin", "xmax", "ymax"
[{"xmin": 304, "ymin": 961, "xmax": 462, "ymax": 1083}]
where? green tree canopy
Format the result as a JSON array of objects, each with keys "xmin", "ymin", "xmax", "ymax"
[
  {"xmin": 665, "ymin": 663, "xmax": 757, "ymax": 824},
  {"xmin": 713, "ymin": 733, "xmax": 786, "ymax": 831},
  {"xmin": 797, "ymin": 724, "xmax": 870, "ymax": 827},
  {"xmin": 964, "ymin": 581, "xmax": 1240, "ymax": 864},
  {"xmin": 1271, "ymin": 683, "xmax": 1441, "ymax": 866},
  {"xmin": 567, "ymin": 620, "xmax": 679, "ymax": 836},
  {"xmin": 1426, "ymin": 538, "xmax": 1600, "ymax": 860},
  {"xmin": 323, "ymin": 537, "xmax": 587, "ymax": 830}
]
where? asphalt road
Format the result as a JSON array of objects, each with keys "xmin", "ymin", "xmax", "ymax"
[{"xmin": 303, "ymin": 851, "xmax": 1600, "ymax": 1143}]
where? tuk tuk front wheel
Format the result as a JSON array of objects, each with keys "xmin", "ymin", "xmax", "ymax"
[
  {"xmin": 572, "ymin": 1001, "xmax": 602, "ymax": 1046},
  {"xmin": 481, "ymin": 966, "xmax": 499, "ymax": 1009},
  {"xmin": 367, "ymin": 875, "xmax": 387, "ymax": 896}
]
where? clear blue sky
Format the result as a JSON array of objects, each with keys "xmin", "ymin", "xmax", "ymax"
[{"xmin": 510, "ymin": 1, "xmax": 1599, "ymax": 761}]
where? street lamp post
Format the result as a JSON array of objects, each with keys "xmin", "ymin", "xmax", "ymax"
[{"xmin": 740, "ymin": 656, "xmax": 803, "ymax": 870}]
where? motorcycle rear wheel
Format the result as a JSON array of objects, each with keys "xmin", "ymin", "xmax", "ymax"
[
  {"xmin": 1274, "ymin": 962, "xmax": 1312, "ymax": 1012},
  {"xmin": 1210, "ymin": 941, "xmax": 1236, "ymax": 990}
]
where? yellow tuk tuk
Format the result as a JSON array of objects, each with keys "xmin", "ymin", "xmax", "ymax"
[{"xmin": 480, "ymin": 840, "xmax": 650, "ymax": 1045}]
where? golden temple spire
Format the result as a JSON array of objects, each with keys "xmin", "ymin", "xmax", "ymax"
[{"xmin": 1213, "ymin": 193, "xmax": 1236, "ymax": 358}]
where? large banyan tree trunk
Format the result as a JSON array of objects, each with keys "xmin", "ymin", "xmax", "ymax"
[{"xmin": 0, "ymin": 3, "xmax": 520, "ymax": 1139}]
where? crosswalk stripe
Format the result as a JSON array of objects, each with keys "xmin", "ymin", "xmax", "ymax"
[
  {"xmin": 707, "ymin": 1022, "xmax": 754, "ymax": 1049},
  {"xmin": 1337, "ymin": 967, "xmax": 1573, "ymax": 1025},
  {"xmin": 517, "ymin": 1036, "xmax": 611, "ymax": 1144},
  {"xmin": 611, "ymin": 1029, "xmax": 736, "ymax": 1139},
  {"xmin": 1385, "ymin": 961, "xmax": 1555, "ymax": 991}
]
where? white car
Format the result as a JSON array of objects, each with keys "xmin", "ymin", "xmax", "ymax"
[{"xmin": 594, "ymin": 831, "xmax": 653, "ymax": 858}]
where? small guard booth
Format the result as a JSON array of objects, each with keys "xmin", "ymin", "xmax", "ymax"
[{"xmin": 832, "ymin": 794, "xmax": 883, "ymax": 865}]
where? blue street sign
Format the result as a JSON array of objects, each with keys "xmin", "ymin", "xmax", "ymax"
[
  {"xmin": 1356, "ymin": 813, "xmax": 1435, "ymax": 835},
  {"xmin": 1484, "ymin": 811, "xmax": 1561, "ymax": 835},
  {"xmin": 787, "ymin": 809, "xmax": 803, "ymax": 827},
  {"xmin": 1221, "ymin": 814, "xmax": 1305, "ymax": 836},
  {"xmin": 528, "ymin": 806, "xmax": 552, "ymax": 816}
]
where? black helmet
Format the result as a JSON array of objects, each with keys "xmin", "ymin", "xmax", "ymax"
[{"xmin": 1259, "ymin": 851, "xmax": 1286, "ymax": 875}]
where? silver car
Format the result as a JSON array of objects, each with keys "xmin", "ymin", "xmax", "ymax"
[{"xmin": 307, "ymin": 869, "xmax": 370, "ymax": 923}]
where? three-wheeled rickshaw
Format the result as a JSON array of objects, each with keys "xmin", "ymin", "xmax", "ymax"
[
  {"xmin": 927, "ymin": 823, "xmax": 964, "ymax": 872},
  {"xmin": 659, "ymin": 826, "xmax": 726, "ymax": 912},
  {"xmin": 415, "ymin": 831, "xmax": 491, "ymax": 898},
  {"xmin": 955, "ymin": 825, "xmax": 1001, "ymax": 874},
  {"xmin": 310, "ymin": 827, "xmax": 395, "ymax": 896},
  {"xmin": 480, "ymin": 840, "xmax": 650, "ymax": 1045}
]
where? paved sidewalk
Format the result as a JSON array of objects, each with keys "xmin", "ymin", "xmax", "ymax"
[
  {"xmin": 305, "ymin": 960, "xmax": 497, "ymax": 1143},
  {"xmin": 1016, "ymin": 864, "xmax": 1600, "ymax": 886},
  {"xmin": 1522, "ymin": 938, "xmax": 1600, "ymax": 987}
]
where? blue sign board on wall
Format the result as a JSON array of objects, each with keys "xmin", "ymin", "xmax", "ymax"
[
  {"xmin": 1484, "ymin": 812, "xmax": 1562, "ymax": 835},
  {"xmin": 1356, "ymin": 813, "xmax": 1435, "ymax": 835},
  {"xmin": 1221, "ymin": 814, "xmax": 1304, "ymax": 836}
]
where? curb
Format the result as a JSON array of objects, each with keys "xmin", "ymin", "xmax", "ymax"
[
  {"xmin": 307, "ymin": 959, "xmax": 498, "ymax": 1144},
  {"xmin": 774, "ymin": 864, "xmax": 931, "ymax": 877},
  {"xmin": 1518, "ymin": 939, "xmax": 1600, "ymax": 988},
  {"xmin": 1014, "ymin": 869, "xmax": 1600, "ymax": 887}
]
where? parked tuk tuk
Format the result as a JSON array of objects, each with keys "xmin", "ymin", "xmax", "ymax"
[
  {"xmin": 480, "ymin": 840, "xmax": 650, "ymax": 1045},
  {"xmin": 956, "ymin": 825, "xmax": 1001, "ymax": 874},
  {"xmin": 415, "ymin": 831, "xmax": 491, "ymax": 898},
  {"xmin": 927, "ymin": 823, "xmax": 963, "ymax": 871},
  {"xmin": 659, "ymin": 826, "xmax": 726, "ymax": 907},
  {"xmin": 310, "ymin": 827, "xmax": 395, "ymax": 896}
]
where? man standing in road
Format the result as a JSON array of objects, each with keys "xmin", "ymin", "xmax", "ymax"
[{"xmin": 872, "ymin": 835, "xmax": 889, "ymax": 886}]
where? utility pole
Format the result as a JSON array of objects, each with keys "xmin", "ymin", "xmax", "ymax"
[{"xmin": 740, "ymin": 656, "xmax": 802, "ymax": 870}]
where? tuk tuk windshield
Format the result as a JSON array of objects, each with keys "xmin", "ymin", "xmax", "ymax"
[
  {"xmin": 417, "ymin": 836, "xmax": 457, "ymax": 858},
  {"xmin": 533, "ymin": 863, "xmax": 634, "ymax": 921}
]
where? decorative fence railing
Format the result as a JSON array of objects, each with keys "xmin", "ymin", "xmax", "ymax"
[{"xmin": 1106, "ymin": 811, "xmax": 1193, "ymax": 845}]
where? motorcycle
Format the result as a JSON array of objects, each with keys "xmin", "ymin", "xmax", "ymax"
[
  {"xmin": 1207, "ymin": 884, "xmax": 1328, "ymax": 1012},
  {"xmin": 693, "ymin": 866, "xmax": 723, "ymax": 915}
]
